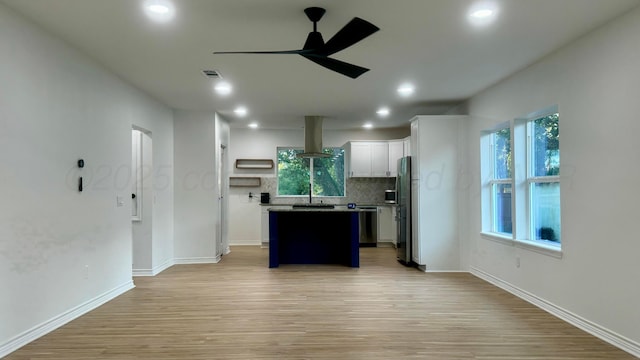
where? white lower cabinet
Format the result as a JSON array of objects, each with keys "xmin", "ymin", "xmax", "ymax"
[
  {"xmin": 261, "ymin": 206, "xmax": 269, "ymax": 247},
  {"xmin": 377, "ymin": 206, "xmax": 397, "ymax": 246}
]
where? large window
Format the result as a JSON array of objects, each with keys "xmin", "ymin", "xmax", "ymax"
[
  {"xmin": 277, "ymin": 147, "xmax": 345, "ymax": 197},
  {"xmin": 490, "ymin": 128, "xmax": 512, "ymax": 235},
  {"xmin": 527, "ymin": 113, "xmax": 560, "ymax": 243},
  {"xmin": 481, "ymin": 108, "xmax": 561, "ymax": 251}
]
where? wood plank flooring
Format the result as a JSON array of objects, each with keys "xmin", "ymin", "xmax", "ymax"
[{"xmin": 5, "ymin": 246, "xmax": 635, "ymax": 359}]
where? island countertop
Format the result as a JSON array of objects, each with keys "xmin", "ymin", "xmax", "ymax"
[
  {"xmin": 267, "ymin": 207, "xmax": 375, "ymax": 212},
  {"xmin": 260, "ymin": 203, "xmax": 392, "ymax": 208}
]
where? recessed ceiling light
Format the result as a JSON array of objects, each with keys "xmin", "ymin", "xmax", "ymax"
[
  {"xmin": 470, "ymin": 9, "xmax": 494, "ymax": 18},
  {"xmin": 214, "ymin": 82, "xmax": 232, "ymax": 96},
  {"xmin": 143, "ymin": 0, "xmax": 175, "ymax": 22},
  {"xmin": 248, "ymin": 123, "xmax": 259, "ymax": 129},
  {"xmin": 376, "ymin": 107, "xmax": 390, "ymax": 117},
  {"xmin": 363, "ymin": 123, "xmax": 373, "ymax": 129},
  {"xmin": 397, "ymin": 84, "xmax": 415, "ymax": 97},
  {"xmin": 468, "ymin": 2, "xmax": 499, "ymax": 26},
  {"xmin": 234, "ymin": 106, "xmax": 248, "ymax": 117}
]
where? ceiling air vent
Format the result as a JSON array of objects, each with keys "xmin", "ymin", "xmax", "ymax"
[{"xmin": 202, "ymin": 69, "xmax": 222, "ymax": 79}]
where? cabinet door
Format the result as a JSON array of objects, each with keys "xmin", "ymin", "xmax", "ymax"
[
  {"xmin": 391, "ymin": 206, "xmax": 397, "ymax": 245},
  {"xmin": 261, "ymin": 207, "xmax": 269, "ymax": 247},
  {"xmin": 388, "ymin": 141, "xmax": 404, "ymax": 177},
  {"xmin": 377, "ymin": 206, "xmax": 392, "ymax": 242},
  {"xmin": 410, "ymin": 121, "xmax": 420, "ymax": 180},
  {"xmin": 403, "ymin": 137, "xmax": 411, "ymax": 157},
  {"xmin": 411, "ymin": 179, "xmax": 422, "ymax": 265},
  {"xmin": 370, "ymin": 142, "xmax": 389, "ymax": 177},
  {"xmin": 349, "ymin": 142, "xmax": 372, "ymax": 177}
]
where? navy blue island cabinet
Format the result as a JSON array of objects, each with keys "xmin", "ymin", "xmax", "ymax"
[{"xmin": 268, "ymin": 209, "xmax": 360, "ymax": 268}]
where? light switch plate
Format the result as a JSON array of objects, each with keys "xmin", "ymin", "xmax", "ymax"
[{"xmin": 116, "ymin": 196, "xmax": 124, "ymax": 207}]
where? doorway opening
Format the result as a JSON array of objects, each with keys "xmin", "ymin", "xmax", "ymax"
[{"xmin": 132, "ymin": 127, "xmax": 153, "ymax": 275}]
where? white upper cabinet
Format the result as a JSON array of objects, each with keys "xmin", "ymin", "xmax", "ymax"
[
  {"xmin": 344, "ymin": 140, "xmax": 408, "ymax": 178},
  {"xmin": 346, "ymin": 141, "xmax": 373, "ymax": 177},
  {"xmin": 387, "ymin": 140, "xmax": 405, "ymax": 177},
  {"xmin": 370, "ymin": 142, "xmax": 389, "ymax": 177},
  {"xmin": 403, "ymin": 136, "xmax": 411, "ymax": 157}
]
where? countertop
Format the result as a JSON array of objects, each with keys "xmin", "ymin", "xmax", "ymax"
[
  {"xmin": 266, "ymin": 206, "xmax": 377, "ymax": 212},
  {"xmin": 260, "ymin": 203, "xmax": 395, "ymax": 207}
]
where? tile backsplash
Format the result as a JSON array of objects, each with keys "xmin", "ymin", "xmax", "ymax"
[{"xmin": 256, "ymin": 177, "xmax": 395, "ymax": 205}]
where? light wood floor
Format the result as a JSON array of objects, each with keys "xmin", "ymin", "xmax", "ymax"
[{"xmin": 6, "ymin": 246, "xmax": 635, "ymax": 359}]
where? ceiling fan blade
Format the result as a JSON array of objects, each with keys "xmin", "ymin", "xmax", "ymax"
[
  {"xmin": 321, "ymin": 17, "xmax": 379, "ymax": 56},
  {"xmin": 214, "ymin": 49, "xmax": 311, "ymax": 55},
  {"xmin": 301, "ymin": 54, "xmax": 369, "ymax": 79}
]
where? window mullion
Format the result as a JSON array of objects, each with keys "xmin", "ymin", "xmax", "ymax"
[
  {"xmin": 490, "ymin": 178, "xmax": 512, "ymax": 185},
  {"xmin": 528, "ymin": 176, "xmax": 560, "ymax": 184},
  {"xmin": 309, "ymin": 158, "xmax": 314, "ymax": 196}
]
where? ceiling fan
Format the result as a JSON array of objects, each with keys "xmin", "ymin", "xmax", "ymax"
[{"xmin": 213, "ymin": 7, "xmax": 379, "ymax": 79}]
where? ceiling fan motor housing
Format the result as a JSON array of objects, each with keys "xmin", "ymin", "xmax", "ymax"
[
  {"xmin": 303, "ymin": 31, "xmax": 325, "ymax": 50},
  {"xmin": 304, "ymin": 7, "xmax": 326, "ymax": 23}
]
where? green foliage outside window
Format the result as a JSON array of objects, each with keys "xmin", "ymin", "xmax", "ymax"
[
  {"xmin": 277, "ymin": 147, "xmax": 345, "ymax": 197},
  {"xmin": 493, "ymin": 128, "xmax": 511, "ymax": 179},
  {"xmin": 532, "ymin": 113, "xmax": 559, "ymax": 176}
]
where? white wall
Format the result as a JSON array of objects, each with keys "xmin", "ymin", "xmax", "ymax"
[
  {"xmin": 130, "ymin": 116, "xmax": 174, "ymax": 276},
  {"xmin": 227, "ymin": 127, "xmax": 410, "ymax": 245},
  {"xmin": 173, "ymin": 111, "xmax": 219, "ymax": 263},
  {"xmin": 0, "ymin": 3, "xmax": 174, "ymax": 356},
  {"xmin": 465, "ymin": 7, "xmax": 640, "ymax": 354}
]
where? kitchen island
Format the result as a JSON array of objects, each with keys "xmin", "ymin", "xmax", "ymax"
[{"xmin": 268, "ymin": 206, "xmax": 360, "ymax": 268}]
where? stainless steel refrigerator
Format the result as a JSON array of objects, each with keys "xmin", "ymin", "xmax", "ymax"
[{"xmin": 396, "ymin": 156, "xmax": 412, "ymax": 265}]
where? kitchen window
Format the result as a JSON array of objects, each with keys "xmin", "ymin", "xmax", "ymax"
[
  {"xmin": 481, "ymin": 107, "xmax": 561, "ymax": 254},
  {"xmin": 277, "ymin": 147, "xmax": 345, "ymax": 197}
]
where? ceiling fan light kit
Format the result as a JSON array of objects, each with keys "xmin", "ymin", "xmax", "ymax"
[{"xmin": 214, "ymin": 7, "xmax": 379, "ymax": 79}]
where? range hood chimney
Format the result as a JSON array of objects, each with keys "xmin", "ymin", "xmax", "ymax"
[{"xmin": 298, "ymin": 116, "xmax": 330, "ymax": 158}]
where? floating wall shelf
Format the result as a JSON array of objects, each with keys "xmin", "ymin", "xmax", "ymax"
[
  {"xmin": 235, "ymin": 159, "xmax": 274, "ymax": 169},
  {"xmin": 229, "ymin": 177, "xmax": 261, "ymax": 187}
]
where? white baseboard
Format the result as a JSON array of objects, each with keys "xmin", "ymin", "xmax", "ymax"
[
  {"xmin": 173, "ymin": 255, "xmax": 221, "ymax": 265},
  {"xmin": 133, "ymin": 258, "xmax": 174, "ymax": 277},
  {"xmin": 132, "ymin": 268, "xmax": 154, "ymax": 277},
  {"xmin": 471, "ymin": 267, "xmax": 640, "ymax": 358},
  {"xmin": 229, "ymin": 239, "xmax": 261, "ymax": 246},
  {"xmin": 0, "ymin": 280, "xmax": 134, "ymax": 359},
  {"xmin": 413, "ymin": 264, "xmax": 467, "ymax": 272}
]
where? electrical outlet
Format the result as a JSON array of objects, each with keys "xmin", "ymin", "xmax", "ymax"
[{"xmin": 516, "ymin": 256, "xmax": 521, "ymax": 268}]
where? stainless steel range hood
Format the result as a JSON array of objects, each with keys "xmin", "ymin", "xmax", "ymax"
[{"xmin": 297, "ymin": 116, "xmax": 330, "ymax": 158}]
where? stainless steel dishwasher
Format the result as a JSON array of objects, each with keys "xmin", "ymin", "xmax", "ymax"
[{"xmin": 358, "ymin": 206, "xmax": 378, "ymax": 247}]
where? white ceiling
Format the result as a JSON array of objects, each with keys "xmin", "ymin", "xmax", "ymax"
[{"xmin": 3, "ymin": 0, "xmax": 639, "ymax": 130}]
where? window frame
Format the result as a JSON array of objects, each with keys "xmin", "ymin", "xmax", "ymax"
[
  {"xmin": 488, "ymin": 127, "xmax": 513, "ymax": 236},
  {"xmin": 481, "ymin": 106, "xmax": 562, "ymax": 258},
  {"xmin": 480, "ymin": 122, "xmax": 513, "ymax": 239},
  {"xmin": 523, "ymin": 111, "xmax": 561, "ymax": 246},
  {"xmin": 276, "ymin": 146, "xmax": 346, "ymax": 198}
]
